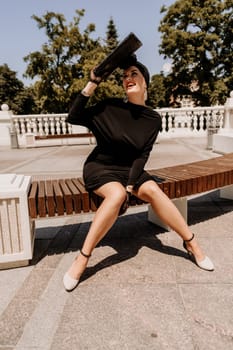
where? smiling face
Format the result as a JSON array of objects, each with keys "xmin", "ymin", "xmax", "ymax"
[{"xmin": 122, "ymin": 66, "xmax": 147, "ymax": 104}]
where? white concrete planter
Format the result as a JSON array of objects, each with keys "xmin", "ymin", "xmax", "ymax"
[{"xmin": 0, "ymin": 174, "xmax": 34, "ymax": 269}]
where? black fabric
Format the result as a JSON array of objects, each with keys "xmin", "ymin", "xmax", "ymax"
[
  {"xmin": 67, "ymin": 94, "xmax": 162, "ymax": 191},
  {"xmin": 93, "ymin": 33, "xmax": 142, "ymax": 80}
]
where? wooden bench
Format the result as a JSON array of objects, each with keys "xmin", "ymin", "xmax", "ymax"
[
  {"xmin": 25, "ymin": 132, "xmax": 96, "ymax": 148},
  {"xmin": 28, "ymin": 153, "xmax": 233, "ymax": 228},
  {"xmin": 35, "ymin": 132, "xmax": 93, "ymax": 141},
  {"xmin": 35, "ymin": 132, "xmax": 95, "ymax": 146}
]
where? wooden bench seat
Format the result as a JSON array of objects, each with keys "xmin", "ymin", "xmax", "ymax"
[
  {"xmin": 35, "ymin": 132, "xmax": 93, "ymax": 140},
  {"xmin": 28, "ymin": 153, "xmax": 233, "ymax": 220},
  {"xmin": 28, "ymin": 133, "xmax": 96, "ymax": 148},
  {"xmin": 28, "ymin": 178, "xmax": 143, "ymax": 219},
  {"xmin": 149, "ymin": 153, "xmax": 233, "ymax": 199}
]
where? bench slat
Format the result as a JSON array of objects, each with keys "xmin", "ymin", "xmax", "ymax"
[
  {"xmin": 78, "ymin": 178, "xmax": 99, "ymax": 212},
  {"xmin": 71, "ymin": 178, "xmax": 90, "ymax": 212},
  {"xmin": 59, "ymin": 179, "xmax": 73, "ymax": 215},
  {"xmin": 65, "ymin": 179, "xmax": 82, "ymax": 213},
  {"xmin": 28, "ymin": 182, "xmax": 38, "ymax": 218},
  {"xmin": 45, "ymin": 180, "xmax": 56, "ymax": 217},
  {"xmin": 52, "ymin": 180, "xmax": 64, "ymax": 215},
  {"xmin": 38, "ymin": 181, "xmax": 47, "ymax": 217}
]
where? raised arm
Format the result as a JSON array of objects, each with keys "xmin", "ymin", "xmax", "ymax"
[{"xmin": 66, "ymin": 70, "xmax": 101, "ymax": 125}]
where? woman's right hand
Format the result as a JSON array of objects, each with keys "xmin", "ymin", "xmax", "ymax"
[
  {"xmin": 90, "ymin": 69, "xmax": 102, "ymax": 85},
  {"xmin": 81, "ymin": 69, "xmax": 101, "ymax": 97}
]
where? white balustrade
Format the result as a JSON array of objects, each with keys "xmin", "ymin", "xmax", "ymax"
[
  {"xmin": 11, "ymin": 106, "xmax": 225, "ymax": 140},
  {"xmin": 157, "ymin": 105, "xmax": 224, "ymax": 136},
  {"xmin": 11, "ymin": 113, "xmax": 69, "ymax": 137},
  {"xmin": 1, "ymin": 103, "xmax": 227, "ymax": 149}
]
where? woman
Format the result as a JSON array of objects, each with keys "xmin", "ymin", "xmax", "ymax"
[{"xmin": 63, "ymin": 57, "xmax": 214, "ymax": 291}]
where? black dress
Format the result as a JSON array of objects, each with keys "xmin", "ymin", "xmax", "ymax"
[{"xmin": 66, "ymin": 94, "xmax": 162, "ymax": 192}]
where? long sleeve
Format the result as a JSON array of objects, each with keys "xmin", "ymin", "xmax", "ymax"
[{"xmin": 66, "ymin": 93, "xmax": 91, "ymax": 127}]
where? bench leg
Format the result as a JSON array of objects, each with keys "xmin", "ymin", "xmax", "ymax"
[
  {"xmin": 220, "ymin": 184, "xmax": 233, "ymax": 200},
  {"xmin": 147, "ymin": 197, "xmax": 188, "ymax": 230}
]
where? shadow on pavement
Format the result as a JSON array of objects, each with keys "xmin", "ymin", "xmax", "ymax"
[{"xmin": 31, "ymin": 190, "xmax": 233, "ymax": 281}]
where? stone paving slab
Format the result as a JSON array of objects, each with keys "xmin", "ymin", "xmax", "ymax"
[
  {"xmin": 50, "ymin": 284, "xmax": 194, "ymax": 350},
  {"xmin": 181, "ymin": 284, "xmax": 233, "ymax": 350}
]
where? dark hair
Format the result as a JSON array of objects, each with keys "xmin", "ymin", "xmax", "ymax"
[{"xmin": 119, "ymin": 54, "xmax": 150, "ymax": 88}]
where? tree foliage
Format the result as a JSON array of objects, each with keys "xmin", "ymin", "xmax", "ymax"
[
  {"xmin": 24, "ymin": 10, "xmax": 102, "ymax": 112},
  {"xmin": 148, "ymin": 74, "xmax": 168, "ymax": 108},
  {"xmin": 105, "ymin": 17, "xmax": 119, "ymax": 53},
  {"xmin": 159, "ymin": 0, "xmax": 233, "ymax": 105},
  {"xmin": 0, "ymin": 64, "xmax": 36, "ymax": 114},
  {"xmin": 23, "ymin": 10, "xmax": 124, "ymax": 113}
]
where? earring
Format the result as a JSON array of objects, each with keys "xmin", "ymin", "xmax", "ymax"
[{"xmin": 123, "ymin": 96, "xmax": 128, "ymax": 103}]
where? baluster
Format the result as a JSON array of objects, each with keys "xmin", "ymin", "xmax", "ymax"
[
  {"xmin": 13, "ymin": 118, "xmax": 20, "ymax": 136},
  {"xmin": 180, "ymin": 112, "xmax": 185, "ymax": 128},
  {"xmin": 38, "ymin": 118, "xmax": 44, "ymax": 136},
  {"xmin": 186, "ymin": 111, "xmax": 193, "ymax": 130},
  {"xmin": 49, "ymin": 117, "xmax": 55, "ymax": 135},
  {"xmin": 25, "ymin": 117, "xmax": 31, "ymax": 133},
  {"xmin": 160, "ymin": 112, "xmax": 166, "ymax": 133},
  {"xmin": 213, "ymin": 109, "xmax": 219, "ymax": 128},
  {"xmin": 68, "ymin": 123, "xmax": 72, "ymax": 134},
  {"xmin": 61, "ymin": 117, "xmax": 67, "ymax": 134},
  {"xmin": 218, "ymin": 109, "xmax": 224, "ymax": 128},
  {"xmin": 168, "ymin": 113, "xmax": 173, "ymax": 131},
  {"xmin": 55, "ymin": 117, "xmax": 61, "ymax": 135},
  {"xmin": 192, "ymin": 114, "xmax": 198, "ymax": 131},
  {"xmin": 214, "ymin": 109, "xmax": 222, "ymax": 130},
  {"xmin": 199, "ymin": 111, "xmax": 205, "ymax": 131},
  {"xmin": 31, "ymin": 118, "xmax": 37, "ymax": 134},
  {"xmin": 20, "ymin": 118, "xmax": 26, "ymax": 135},
  {"xmin": 44, "ymin": 117, "xmax": 49, "ymax": 135},
  {"xmin": 173, "ymin": 112, "xmax": 178, "ymax": 129}
]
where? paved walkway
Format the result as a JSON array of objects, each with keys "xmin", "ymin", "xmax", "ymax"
[{"xmin": 0, "ymin": 137, "xmax": 233, "ymax": 349}]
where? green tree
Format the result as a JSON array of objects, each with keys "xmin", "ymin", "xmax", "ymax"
[
  {"xmin": 24, "ymin": 11, "xmax": 126, "ymax": 112},
  {"xmin": 159, "ymin": 0, "xmax": 233, "ymax": 105},
  {"xmin": 24, "ymin": 10, "xmax": 101, "ymax": 113},
  {"xmin": 105, "ymin": 17, "xmax": 119, "ymax": 53},
  {"xmin": 89, "ymin": 17, "xmax": 124, "ymax": 105},
  {"xmin": 0, "ymin": 64, "xmax": 35, "ymax": 114},
  {"xmin": 148, "ymin": 73, "xmax": 168, "ymax": 108}
]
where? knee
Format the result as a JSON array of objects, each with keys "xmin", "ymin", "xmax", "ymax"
[
  {"xmin": 96, "ymin": 182, "xmax": 127, "ymax": 208},
  {"xmin": 105, "ymin": 187, "xmax": 126, "ymax": 207},
  {"xmin": 138, "ymin": 181, "xmax": 160, "ymax": 202},
  {"xmin": 112, "ymin": 189, "xmax": 127, "ymax": 205}
]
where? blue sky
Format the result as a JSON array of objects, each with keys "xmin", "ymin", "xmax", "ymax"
[{"xmin": 0, "ymin": 0, "xmax": 175, "ymax": 85}]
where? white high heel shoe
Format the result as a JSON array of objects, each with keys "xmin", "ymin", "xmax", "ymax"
[
  {"xmin": 63, "ymin": 250, "xmax": 91, "ymax": 291},
  {"xmin": 63, "ymin": 273, "xmax": 80, "ymax": 292},
  {"xmin": 183, "ymin": 233, "xmax": 214, "ymax": 271}
]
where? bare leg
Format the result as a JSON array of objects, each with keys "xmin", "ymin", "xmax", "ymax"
[
  {"xmin": 67, "ymin": 182, "xmax": 126, "ymax": 280},
  {"xmin": 135, "ymin": 180, "xmax": 206, "ymax": 262}
]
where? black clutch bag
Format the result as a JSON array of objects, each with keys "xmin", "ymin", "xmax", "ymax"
[{"xmin": 93, "ymin": 32, "xmax": 142, "ymax": 80}]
